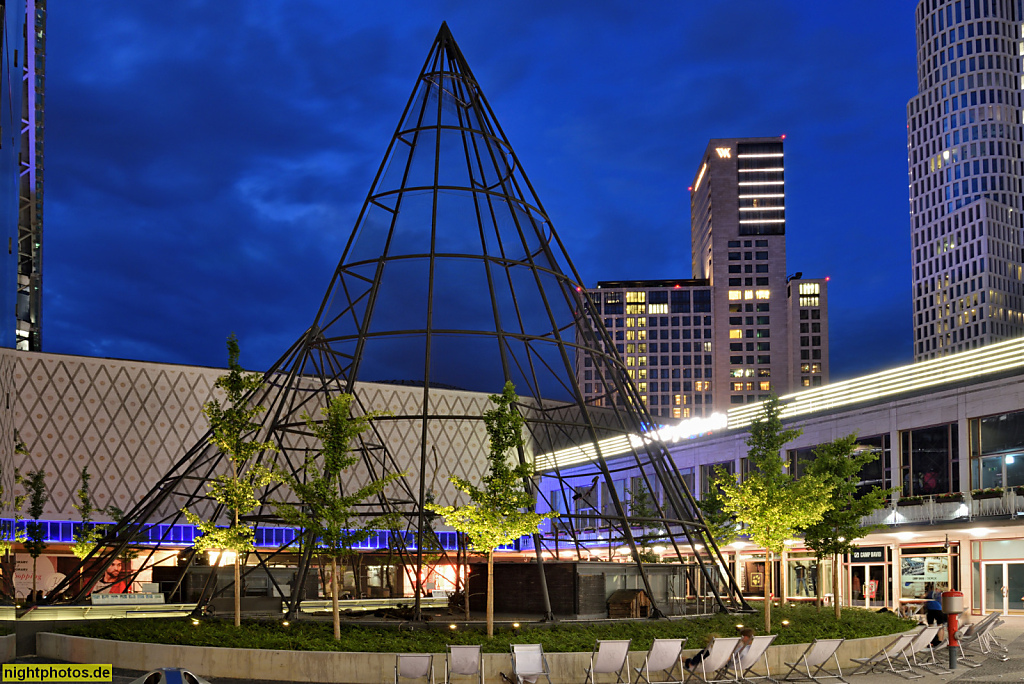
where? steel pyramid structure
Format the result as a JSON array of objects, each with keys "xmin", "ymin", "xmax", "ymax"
[{"xmin": 53, "ymin": 23, "xmax": 748, "ymax": 618}]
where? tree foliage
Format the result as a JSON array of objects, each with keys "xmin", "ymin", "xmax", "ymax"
[
  {"xmin": 277, "ymin": 394, "xmax": 400, "ymax": 562},
  {"xmin": 183, "ymin": 334, "xmax": 278, "ymax": 557},
  {"xmin": 22, "ymin": 468, "xmax": 48, "ymax": 600},
  {"xmin": 427, "ymin": 382, "xmax": 556, "ymax": 553},
  {"xmin": 696, "ymin": 477, "xmax": 739, "ymax": 547},
  {"xmin": 628, "ymin": 481, "xmax": 665, "ymax": 563},
  {"xmin": 182, "ymin": 334, "xmax": 278, "ymax": 627},
  {"xmin": 0, "ymin": 437, "xmax": 31, "ymax": 559},
  {"xmin": 715, "ymin": 396, "xmax": 832, "ymax": 631},
  {"xmin": 799, "ymin": 434, "xmax": 894, "ymax": 617},
  {"xmin": 717, "ymin": 397, "xmax": 832, "ymax": 556},
  {"xmin": 427, "ymin": 381, "xmax": 556, "ymax": 636},
  {"xmin": 71, "ymin": 467, "xmax": 103, "ymax": 560},
  {"xmin": 799, "ymin": 435, "xmax": 893, "ymax": 558},
  {"xmin": 275, "ymin": 393, "xmax": 401, "ymax": 639}
]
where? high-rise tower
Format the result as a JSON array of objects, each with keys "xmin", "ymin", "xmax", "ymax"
[
  {"xmin": 0, "ymin": 0, "xmax": 43, "ymax": 352},
  {"xmin": 578, "ymin": 136, "xmax": 831, "ymax": 417},
  {"xmin": 691, "ymin": 136, "xmax": 827, "ymax": 406},
  {"xmin": 908, "ymin": 0, "xmax": 1024, "ymax": 360}
]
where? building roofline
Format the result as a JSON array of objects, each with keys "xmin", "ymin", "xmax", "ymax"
[{"xmin": 594, "ymin": 279, "xmax": 710, "ymax": 289}]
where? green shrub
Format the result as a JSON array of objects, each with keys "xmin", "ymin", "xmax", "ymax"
[{"xmin": 57, "ymin": 604, "xmax": 915, "ymax": 653}]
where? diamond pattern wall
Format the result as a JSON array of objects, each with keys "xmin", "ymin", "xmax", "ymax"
[{"xmin": 4, "ymin": 351, "xmax": 498, "ymax": 520}]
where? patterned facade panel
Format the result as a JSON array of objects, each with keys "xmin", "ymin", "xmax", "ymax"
[
  {"xmin": 0, "ymin": 350, "xmax": 15, "ymax": 515},
  {"xmin": 6, "ymin": 353, "xmax": 520, "ymax": 520},
  {"xmin": 10, "ymin": 353, "xmax": 223, "ymax": 519}
]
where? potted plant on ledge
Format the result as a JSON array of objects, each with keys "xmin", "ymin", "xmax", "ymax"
[
  {"xmin": 935, "ymin": 492, "xmax": 964, "ymax": 503},
  {"xmin": 971, "ymin": 487, "xmax": 1004, "ymax": 500},
  {"xmin": 898, "ymin": 495, "xmax": 925, "ymax": 506}
]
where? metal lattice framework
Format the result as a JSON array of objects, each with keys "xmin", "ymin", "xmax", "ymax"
[{"xmin": 49, "ymin": 23, "xmax": 749, "ymax": 618}]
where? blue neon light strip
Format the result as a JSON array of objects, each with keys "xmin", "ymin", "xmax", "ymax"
[{"xmin": 0, "ymin": 520, "xmax": 520, "ymax": 552}]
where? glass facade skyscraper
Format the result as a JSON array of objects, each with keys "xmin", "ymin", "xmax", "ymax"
[{"xmin": 908, "ymin": 0, "xmax": 1024, "ymax": 360}]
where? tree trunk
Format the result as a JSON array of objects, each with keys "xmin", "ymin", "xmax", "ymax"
[
  {"xmin": 781, "ymin": 549, "xmax": 788, "ymax": 606},
  {"xmin": 764, "ymin": 553, "xmax": 772, "ymax": 633},
  {"xmin": 463, "ymin": 534, "xmax": 470, "ymax": 621},
  {"xmin": 351, "ymin": 555, "xmax": 363, "ymax": 598},
  {"xmin": 833, "ymin": 552, "xmax": 841, "ymax": 620},
  {"xmin": 31, "ymin": 556, "xmax": 37, "ymax": 602},
  {"xmin": 331, "ymin": 556, "xmax": 340, "ymax": 640},
  {"xmin": 816, "ymin": 557, "xmax": 824, "ymax": 610},
  {"xmin": 234, "ymin": 553, "xmax": 241, "ymax": 627},
  {"xmin": 487, "ymin": 549, "xmax": 494, "ymax": 637}
]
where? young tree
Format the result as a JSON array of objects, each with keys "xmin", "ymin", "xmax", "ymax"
[
  {"xmin": 800, "ymin": 434, "xmax": 893, "ymax": 618},
  {"xmin": 628, "ymin": 481, "xmax": 665, "ymax": 563},
  {"xmin": 696, "ymin": 476, "xmax": 739, "ymax": 547},
  {"xmin": 71, "ymin": 467, "xmax": 103, "ymax": 561},
  {"xmin": 716, "ymin": 396, "xmax": 832, "ymax": 632},
  {"xmin": 0, "ymin": 437, "xmax": 31, "ymax": 598},
  {"xmin": 22, "ymin": 469, "xmax": 49, "ymax": 602},
  {"xmin": 183, "ymin": 334, "xmax": 278, "ymax": 627},
  {"xmin": 275, "ymin": 393, "xmax": 401, "ymax": 640},
  {"xmin": 427, "ymin": 381, "xmax": 557, "ymax": 637}
]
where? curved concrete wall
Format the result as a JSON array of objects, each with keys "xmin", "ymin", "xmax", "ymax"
[{"xmin": 38, "ymin": 630, "xmax": 912, "ymax": 683}]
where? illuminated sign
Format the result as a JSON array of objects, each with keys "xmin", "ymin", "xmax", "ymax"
[
  {"xmin": 715, "ymin": 147, "xmax": 732, "ymax": 159},
  {"xmin": 694, "ymin": 163, "xmax": 708, "ymax": 191}
]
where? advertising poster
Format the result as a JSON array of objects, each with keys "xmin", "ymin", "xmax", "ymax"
[
  {"xmin": 901, "ymin": 555, "xmax": 949, "ymax": 598},
  {"xmin": 14, "ymin": 554, "xmax": 64, "ymax": 599}
]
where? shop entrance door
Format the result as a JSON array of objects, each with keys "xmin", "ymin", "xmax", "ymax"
[
  {"xmin": 850, "ymin": 564, "xmax": 888, "ymax": 608},
  {"xmin": 981, "ymin": 562, "xmax": 1024, "ymax": 615}
]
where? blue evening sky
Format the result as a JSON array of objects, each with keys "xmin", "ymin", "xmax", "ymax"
[{"xmin": 43, "ymin": 2, "xmax": 918, "ymax": 382}]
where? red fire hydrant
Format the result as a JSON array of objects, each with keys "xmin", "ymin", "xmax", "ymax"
[{"xmin": 942, "ymin": 590, "xmax": 964, "ymax": 669}]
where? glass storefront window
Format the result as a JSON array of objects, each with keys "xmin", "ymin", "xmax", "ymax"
[
  {"xmin": 970, "ymin": 409, "xmax": 1024, "ymax": 489},
  {"xmin": 786, "ymin": 553, "xmax": 832, "ymax": 599},
  {"xmin": 900, "ymin": 423, "xmax": 959, "ymax": 496},
  {"xmin": 899, "ymin": 545, "xmax": 958, "ymax": 599}
]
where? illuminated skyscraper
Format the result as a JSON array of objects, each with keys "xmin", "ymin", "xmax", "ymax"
[
  {"xmin": 0, "ymin": 0, "xmax": 43, "ymax": 351},
  {"xmin": 908, "ymin": 0, "xmax": 1023, "ymax": 360},
  {"xmin": 578, "ymin": 136, "xmax": 830, "ymax": 419}
]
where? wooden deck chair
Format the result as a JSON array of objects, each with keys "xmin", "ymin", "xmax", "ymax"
[
  {"xmin": 848, "ymin": 633, "xmax": 921, "ymax": 679},
  {"xmin": 397, "ymin": 654, "xmax": 435, "ymax": 684},
  {"xmin": 510, "ymin": 644, "xmax": 552, "ymax": 684},
  {"xmin": 583, "ymin": 639, "xmax": 632, "ymax": 684},
  {"xmin": 781, "ymin": 638, "xmax": 846, "ymax": 683},
  {"xmin": 904, "ymin": 626, "xmax": 949, "ymax": 675},
  {"xmin": 685, "ymin": 637, "xmax": 741, "ymax": 684},
  {"xmin": 635, "ymin": 638, "xmax": 686, "ymax": 684},
  {"xmin": 446, "ymin": 645, "xmax": 483, "ymax": 684},
  {"xmin": 728, "ymin": 634, "xmax": 777, "ymax": 682}
]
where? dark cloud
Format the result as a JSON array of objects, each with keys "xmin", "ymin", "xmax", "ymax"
[{"xmin": 44, "ymin": 1, "xmax": 918, "ymax": 379}]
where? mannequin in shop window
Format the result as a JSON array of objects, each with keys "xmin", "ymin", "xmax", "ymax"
[{"xmin": 794, "ymin": 563, "xmax": 808, "ymax": 596}]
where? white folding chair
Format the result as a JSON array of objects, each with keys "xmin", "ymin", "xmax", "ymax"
[
  {"xmin": 728, "ymin": 634, "xmax": 777, "ymax": 682},
  {"xmin": 446, "ymin": 645, "xmax": 483, "ymax": 684},
  {"xmin": 685, "ymin": 637, "xmax": 741, "ymax": 684},
  {"xmin": 510, "ymin": 643, "xmax": 552, "ymax": 684},
  {"xmin": 781, "ymin": 638, "xmax": 846, "ymax": 683},
  {"xmin": 635, "ymin": 638, "xmax": 686, "ymax": 684},
  {"xmin": 849, "ymin": 633, "xmax": 921, "ymax": 679},
  {"xmin": 397, "ymin": 654, "xmax": 435, "ymax": 684},
  {"xmin": 584, "ymin": 639, "xmax": 632, "ymax": 684},
  {"xmin": 904, "ymin": 625, "xmax": 949, "ymax": 674}
]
